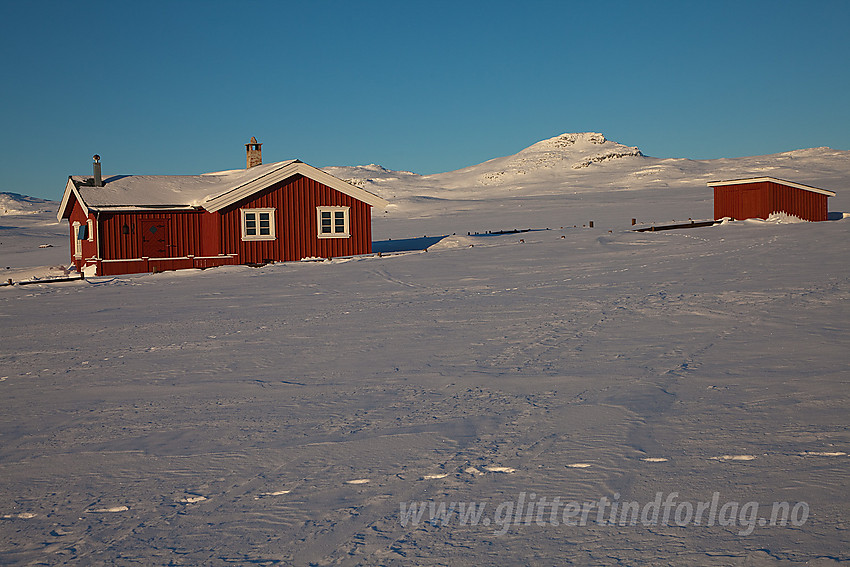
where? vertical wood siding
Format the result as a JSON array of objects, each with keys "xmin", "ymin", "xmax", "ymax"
[
  {"xmin": 99, "ymin": 211, "xmax": 207, "ymax": 260},
  {"xmin": 67, "ymin": 196, "xmax": 96, "ymax": 272},
  {"xmin": 88, "ymin": 174, "xmax": 374, "ymax": 274},
  {"xmin": 218, "ymin": 174, "xmax": 373, "ymax": 263},
  {"xmin": 714, "ymin": 181, "xmax": 829, "ymax": 222},
  {"xmin": 767, "ymin": 182, "xmax": 828, "ymax": 222}
]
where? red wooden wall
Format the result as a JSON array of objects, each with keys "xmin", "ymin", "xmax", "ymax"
[
  {"xmin": 66, "ymin": 194, "xmax": 98, "ymax": 272},
  {"xmin": 99, "ymin": 211, "xmax": 208, "ymax": 260},
  {"xmin": 69, "ymin": 173, "xmax": 374, "ymax": 275},
  {"xmin": 714, "ymin": 181, "xmax": 829, "ymax": 222},
  {"xmin": 218, "ymin": 174, "xmax": 373, "ymax": 263}
]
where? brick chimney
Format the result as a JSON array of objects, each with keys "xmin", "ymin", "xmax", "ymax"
[{"xmin": 246, "ymin": 137, "xmax": 262, "ymax": 168}]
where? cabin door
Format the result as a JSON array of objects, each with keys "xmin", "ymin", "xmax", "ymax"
[{"xmin": 140, "ymin": 220, "xmax": 169, "ymax": 257}]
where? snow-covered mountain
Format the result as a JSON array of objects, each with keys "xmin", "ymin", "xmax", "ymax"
[
  {"xmin": 326, "ymin": 132, "xmax": 850, "ymax": 204},
  {"xmin": 441, "ymin": 132, "xmax": 644, "ymax": 186},
  {"xmin": 322, "ymin": 162, "xmax": 423, "ymax": 190},
  {"xmin": 326, "ymin": 133, "xmax": 849, "ymax": 238},
  {"xmin": 0, "ymin": 192, "xmax": 57, "ymax": 216},
  {"xmin": 325, "ymin": 132, "xmax": 646, "ymax": 196}
]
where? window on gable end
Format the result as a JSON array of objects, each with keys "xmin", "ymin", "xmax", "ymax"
[{"xmin": 316, "ymin": 206, "xmax": 350, "ymax": 238}]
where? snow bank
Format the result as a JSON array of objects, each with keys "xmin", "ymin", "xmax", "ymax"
[
  {"xmin": 427, "ymin": 235, "xmax": 478, "ymax": 250},
  {"xmin": 765, "ymin": 211, "xmax": 807, "ymax": 223}
]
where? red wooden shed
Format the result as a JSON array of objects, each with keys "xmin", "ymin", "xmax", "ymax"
[
  {"xmin": 57, "ymin": 149, "xmax": 389, "ymax": 276},
  {"xmin": 707, "ymin": 177, "xmax": 835, "ymax": 222}
]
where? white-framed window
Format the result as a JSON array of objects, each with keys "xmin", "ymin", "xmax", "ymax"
[
  {"xmin": 240, "ymin": 208, "xmax": 276, "ymax": 241},
  {"xmin": 87, "ymin": 219, "xmax": 94, "ymax": 242},
  {"xmin": 72, "ymin": 221, "xmax": 82, "ymax": 257},
  {"xmin": 316, "ymin": 206, "xmax": 350, "ymax": 238}
]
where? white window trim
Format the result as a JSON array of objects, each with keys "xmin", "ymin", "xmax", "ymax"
[
  {"xmin": 73, "ymin": 221, "xmax": 82, "ymax": 258},
  {"xmin": 240, "ymin": 208, "xmax": 276, "ymax": 241},
  {"xmin": 87, "ymin": 219, "xmax": 95, "ymax": 242},
  {"xmin": 316, "ymin": 206, "xmax": 350, "ymax": 238}
]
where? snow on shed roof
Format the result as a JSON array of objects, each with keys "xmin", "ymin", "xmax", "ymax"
[
  {"xmin": 58, "ymin": 160, "xmax": 388, "ymax": 221},
  {"xmin": 706, "ymin": 177, "xmax": 836, "ymax": 197}
]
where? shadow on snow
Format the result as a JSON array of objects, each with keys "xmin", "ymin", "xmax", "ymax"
[{"xmin": 372, "ymin": 235, "xmax": 448, "ymax": 253}]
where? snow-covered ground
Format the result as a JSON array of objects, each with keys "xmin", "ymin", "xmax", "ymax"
[{"xmin": 1, "ymin": 134, "xmax": 849, "ymax": 565}]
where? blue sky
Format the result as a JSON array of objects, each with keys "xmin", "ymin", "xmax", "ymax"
[{"xmin": 2, "ymin": 0, "xmax": 849, "ymax": 200}]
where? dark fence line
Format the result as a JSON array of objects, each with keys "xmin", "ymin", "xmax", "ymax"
[
  {"xmin": 633, "ymin": 220, "xmax": 719, "ymax": 232},
  {"xmin": 4, "ymin": 274, "xmax": 85, "ymax": 286}
]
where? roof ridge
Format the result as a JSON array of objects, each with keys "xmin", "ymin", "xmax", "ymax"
[
  {"xmin": 203, "ymin": 160, "xmax": 300, "ymax": 203},
  {"xmin": 57, "ymin": 160, "xmax": 388, "ymax": 220}
]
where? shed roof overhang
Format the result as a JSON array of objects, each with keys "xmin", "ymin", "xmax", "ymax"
[{"xmin": 706, "ymin": 177, "xmax": 836, "ymax": 197}]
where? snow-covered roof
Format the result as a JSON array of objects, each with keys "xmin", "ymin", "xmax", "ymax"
[
  {"xmin": 57, "ymin": 160, "xmax": 389, "ymax": 221},
  {"xmin": 707, "ymin": 177, "xmax": 836, "ymax": 197}
]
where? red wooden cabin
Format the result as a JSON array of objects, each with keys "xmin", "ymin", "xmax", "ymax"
[
  {"xmin": 57, "ymin": 150, "xmax": 389, "ymax": 276},
  {"xmin": 708, "ymin": 177, "xmax": 835, "ymax": 222}
]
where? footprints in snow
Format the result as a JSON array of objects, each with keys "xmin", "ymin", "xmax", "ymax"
[
  {"xmin": 800, "ymin": 451, "xmax": 846, "ymax": 457},
  {"xmin": 1, "ymin": 512, "xmax": 37, "ymax": 519},
  {"xmin": 253, "ymin": 490, "xmax": 292, "ymax": 500},
  {"xmin": 176, "ymin": 494, "xmax": 208, "ymax": 504},
  {"xmin": 87, "ymin": 505, "xmax": 130, "ymax": 513},
  {"xmin": 7, "ymin": 450, "xmax": 844, "ymax": 525},
  {"xmin": 419, "ymin": 465, "xmax": 516, "ymax": 478},
  {"xmin": 640, "ymin": 451, "xmax": 848, "ymax": 464},
  {"xmin": 359, "ymin": 465, "xmax": 519, "ymax": 484},
  {"xmin": 483, "ymin": 466, "xmax": 516, "ymax": 474}
]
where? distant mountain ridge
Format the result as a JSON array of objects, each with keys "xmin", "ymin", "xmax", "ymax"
[
  {"xmin": 325, "ymin": 133, "xmax": 849, "ymax": 201},
  {"xmin": 463, "ymin": 132, "xmax": 645, "ymax": 185},
  {"xmin": 0, "ymin": 192, "xmax": 57, "ymax": 216},
  {"xmin": 326, "ymin": 132, "xmax": 646, "ymax": 189}
]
